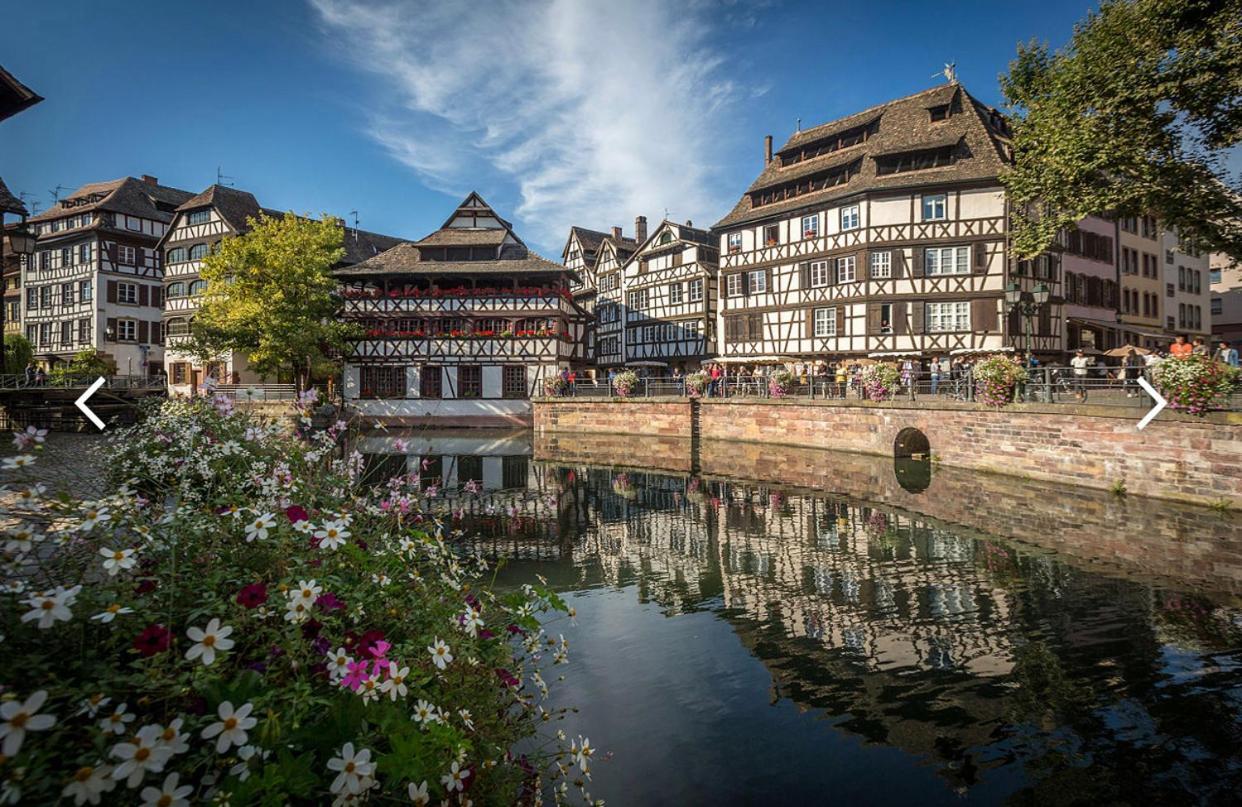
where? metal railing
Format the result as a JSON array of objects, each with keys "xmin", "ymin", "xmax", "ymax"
[
  {"xmin": 0, "ymin": 374, "xmax": 165, "ymax": 391},
  {"xmin": 211, "ymin": 384, "xmax": 299, "ymax": 401}
]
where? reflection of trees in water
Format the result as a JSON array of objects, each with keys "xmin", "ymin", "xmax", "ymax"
[{"xmin": 451, "ymin": 461, "xmax": 1242, "ymax": 799}]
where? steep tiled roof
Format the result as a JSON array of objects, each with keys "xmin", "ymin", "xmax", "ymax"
[
  {"xmin": 715, "ymin": 84, "xmax": 1012, "ymax": 229},
  {"xmin": 0, "ymin": 64, "xmax": 42, "ymax": 122},
  {"xmin": 177, "ymin": 185, "xmax": 264, "ymax": 232},
  {"xmin": 340, "ymin": 229, "xmax": 405, "ymax": 266},
  {"xmin": 334, "ymin": 242, "xmax": 567, "ymax": 277},
  {"xmin": 414, "ymin": 228, "xmax": 509, "ymax": 247},
  {"xmin": 0, "ymin": 176, "xmax": 25, "ymax": 215},
  {"xmin": 29, "ymin": 177, "xmax": 194, "ymax": 223}
]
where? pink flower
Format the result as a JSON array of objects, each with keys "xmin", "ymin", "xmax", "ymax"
[{"xmin": 341, "ymin": 660, "xmax": 370, "ymax": 691}]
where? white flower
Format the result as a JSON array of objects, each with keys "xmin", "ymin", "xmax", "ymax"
[
  {"xmin": 185, "ymin": 618, "xmax": 235, "ymax": 666},
  {"xmin": 457, "ymin": 709, "xmax": 475, "ymax": 732},
  {"xmin": 11, "ymin": 484, "xmax": 46, "ymax": 509},
  {"xmin": 292, "ymin": 579, "xmax": 322, "ymax": 604},
  {"xmin": 408, "ymin": 780, "xmax": 430, "ymax": 805},
  {"xmin": 62, "ymin": 764, "xmax": 116, "ymax": 805},
  {"xmin": 327, "ymin": 742, "xmax": 375, "ymax": 795},
  {"xmin": 284, "ymin": 599, "xmax": 311, "ymax": 624},
  {"xmin": 200, "ymin": 701, "xmax": 257, "ymax": 753},
  {"xmin": 411, "ymin": 700, "xmax": 436, "ymax": 725},
  {"xmin": 20, "ymin": 584, "xmax": 82, "ymax": 629},
  {"xmin": 12, "ymin": 426, "xmax": 47, "ymax": 450},
  {"xmin": 99, "ymin": 703, "xmax": 135, "ymax": 734},
  {"xmin": 574, "ymin": 736, "xmax": 594, "ymax": 772},
  {"xmin": 77, "ymin": 506, "xmax": 111, "ymax": 532},
  {"xmin": 155, "ymin": 718, "xmax": 190, "ymax": 755},
  {"xmin": 460, "ymin": 607, "xmax": 484, "ymax": 638},
  {"xmin": 292, "ymin": 519, "xmax": 314, "ymax": 534},
  {"xmin": 139, "ymin": 772, "xmax": 192, "ymax": 807},
  {"xmin": 427, "ymin": 638, "xmax": 453, "ymax": 670},
  {"xmin": 76, "ymin": 694, "xmax": 111, "ymax": 718},
  {"xmin": 441, "ymin": 760, "xmax": 470, "ymax": 793},
  {"xmin": 0, "ymin": 689, "xmax": 55, "ymax": 756},
  {"xmin": 99, "ymin": 547, "xmax": 137, "ymax": 576},
  {"xmin": 315, "ymin": 520, "xmax": 350, "ymax": 551},
  {"xmin": 326, "ymin": 648, "xmax": 353, "ymax": 682},
  {"xmin": 91, "ymin": 603, "xmax": 135, "ymax": 623},
  {"xmin": 110, "ymin": 724, "xmax": 173, "ymax": 788},
  {"xmin": 380, "ymin": 663, "xmax": 410, "ymax": 702},
  {"xmin": 244, "ymin": 513, "xmax": 276, "ymax": 542},
  {"xmin": 4, "ymin": 524, "xmax": 38, "ymax": 554},
  {"xmin": 2, "ymin": 454, "xmax": 36, "ymax": 470}
]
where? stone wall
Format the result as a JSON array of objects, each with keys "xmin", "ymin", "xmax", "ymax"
[{"xmin": 533, "ymin": 397, "xmax": 1242, "ymax": 506}]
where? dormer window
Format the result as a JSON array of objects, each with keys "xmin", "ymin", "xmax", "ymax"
[
  {"xmin": 658, "ymin": 231, "xmax": 673, "ymax": 245},
  {"xmin": 875, "ymin": 143, "xmax": 961, "ymax": 176}
]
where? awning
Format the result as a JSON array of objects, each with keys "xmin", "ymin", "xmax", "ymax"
[{"xmin": 1067, "ymin": 316, "xmax": 1124, "ymax": 329}]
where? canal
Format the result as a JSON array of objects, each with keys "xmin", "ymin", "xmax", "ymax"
[{"xmin": 359, "ymin": 430, "xmax": 1242, "ymax": 805}]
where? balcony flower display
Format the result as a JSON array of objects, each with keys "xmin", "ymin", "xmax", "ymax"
[
  {"xmin": 973, "ymin": 355, "xmax": 1030, "ymax": 407},
  {"xmin": 612, "ymin": 370, "xmax": 639, "ymax": 398},
  {"xmin": 1151, "ymin": 353, "xmax": 1240, "ymax": 415},
  {"xmin": 684, "ymin": 372, "xmax": 708, "ymax": 397},
  {"xmin": 543, "ymin": 376, "xmax": 569, "ymax": 397},
  {"xmin": 768, "ymin": 369, "xmax": 794, "ymax": 398},
  {"xmin": 341, "ymin": 286, "xmax": 569, "ymax": 300},
  {"xmin": 860, "ymin": 364, "xmax": 901, "ymax": 401}
]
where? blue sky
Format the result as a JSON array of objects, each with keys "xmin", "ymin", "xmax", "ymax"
[{"xmin": 2, "ymin": 0, "xmax": 1123, "ymax": 255}]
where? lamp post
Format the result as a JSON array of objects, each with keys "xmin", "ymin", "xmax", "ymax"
[
  {"xmin": 1004, "ymin": 282, "xmax": 1050, "ymax": 367},
  {"xmin": 1, "ymin": 218, "xmax": 37, "ymax": 374}
]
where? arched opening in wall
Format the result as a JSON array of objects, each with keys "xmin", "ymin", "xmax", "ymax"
[{"xmin": 893, "ymin": 427, "xmax": 932, "ymax": 494}]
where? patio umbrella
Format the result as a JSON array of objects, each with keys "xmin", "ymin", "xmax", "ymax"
[{"xmin": 1103, "ymin": 344, "xmax": 1151, "ymax": 357}]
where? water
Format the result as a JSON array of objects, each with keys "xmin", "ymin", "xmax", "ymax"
[{"xmin": 361, "ymin": 431, "xmax": 1242, "ymax": 805}]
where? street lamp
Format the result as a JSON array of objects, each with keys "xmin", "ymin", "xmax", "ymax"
[{"xmin": 1004, "ymin": 282, "xmax": 1050, "ymax": 366}]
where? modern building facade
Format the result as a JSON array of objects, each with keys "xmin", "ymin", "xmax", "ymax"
[
  {"xmin": 713, "ymin": 83, "xmax": 1063, "ymax": 362},
  {"xmin": 22, "ymin": 176, "xmax": 193, "ymax": 373},
  {"xmin": 1161, "ymin": 228, "xmax": 1210, "ymax": 341},
  {"xmin": 1210, "ymin": 252, "xmax": 1242, "ymax": 346},
  {"xmin": 1059, "ymin": 215, "xmax": 1121, "ymax": 352},
  {"xmin": 336, "ymin": 193, "xmax": 587, "ymax": 426},
  {"xmin": 1116, "ymin": 214, "xmax": 1166, "ymax": 348}
]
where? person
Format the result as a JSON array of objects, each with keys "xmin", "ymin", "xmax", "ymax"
[
  {"xmin": 929, "ymin": 356, "xmax": 942, "ymax": 396},
  {"xmin": 1169, "ymin": 334, "xmax": 1193, "ymax": 358},
  {"xmin": 751, "ymin": 364, "xmax": 765, "ymax": 396},
  {"xmin": 708, "ymin": 362, "xmax": 722, "ymax": 397},
  {"xmin": 834, "ymin": 362, "xmax": 847, "ymax": 398},
  {"xmin": 1215, "ymin": 341, "xmax": 1240, "ymax": 367},
  {"xmin": 23, "ymin": 362, "xmax": 35, "ymax": 386},
  {"xmin": 899, "ymin": 358, "xmax": 917, "ymax": 395},
  {"xmin": 34, "ymin": 367, "xmax": 47, "ymax": 387},
  {"xmin": 1121, "ymin": 348, "xmax": 1142, "ymax": 397},
  {"xmin": 1070, "ymin": 349, "xmax": 1091, "ymax": 401},
  {"xmin": 1192, "ymin": 337, "xmax": 1209, "ymax": 357}
]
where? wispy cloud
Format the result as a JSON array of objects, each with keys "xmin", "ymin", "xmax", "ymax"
[{"xmin": 309, "ymin": 0, "xmax": 748, "ymax": 249}]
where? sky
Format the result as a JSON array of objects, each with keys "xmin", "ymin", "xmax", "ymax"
[{"xmin": 0, "ymin": 0, "xmax": 1143, "ymax": 257}]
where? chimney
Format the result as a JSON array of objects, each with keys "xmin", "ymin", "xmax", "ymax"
[
  {"xmin": 635, "ymin": 216, "xmax": 648, "ymax": 243},
  {"xmin": 141, "ymin": 174, "xmax": 158, "ymax": 186},
  {"xmin": 611, "ymin": 225, "xmax": 622, "ymax": 240},
  {"xmin": 685, "ymin": 219, "xmax": 693, "ymax": 227},
  {"xmin": 764, "ymin": 135, "xmax": 773, "ymax": 166}
]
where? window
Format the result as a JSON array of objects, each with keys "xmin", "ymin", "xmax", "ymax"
[
  {"xmin": 118, "ymin": 282, "xmax": 138, "ymax": 304},
  {"xmin": 189, "ymin": 280, "xmax": 207, "ymax": 296},
  {"xmin": 26, "ymin": 288, "xmax": 36, "ymax": 310},
  {"xmin": 458, "ymin": 365, "xmax": 482, "ymax": 398},
  {"xmin": 78, "ymin": 318, "xmax": 91, "ymax": 344},
  {"xmin": 627, "ymin": 289, "xmax": 648, "ymax": 311},
  {"xmin": 878, "ymin": 303, "xmax": 894, "ymax": 334},
  {"xmin": 727, "ymin": 232, "xmax": 743, "ymax": 253},
  {"xmin": 810, "ymin": 260, "xmax": 829, "ymax": 288},
  {"xmin": 58, "ymin": 320, "xmax": 71, "ymax": 345},
  {"xmin": 668, "ymin": 283, "xmax": 684, "ymax": 304},
  {"xmin": 763, "ymin": 225, "xmax": 780, "ymax": 246},
  {"xmin": 38, "ymin": 251, "xmax": 49, "ymax": 271},
  {"xmin": 189, "ymin": 244, "xmax": 210, "ymax": 261},
  {"xmin": 924, "ymin": 246, "xmax": 970, "ymax": 275},
  {"xmin": 688, "ymin": 278, "xmax": 704, "ymax": 302},
  {"xmin": 1193, "ymin": 271, "xmax": 1201, "ymax": 294},
  {"xmin": 840, "ymin": 205, "xmax": 859, "ymax": 230},
  {"xmin": 61, "ymin": 247, "xmax": 72, "ymax": 267},
  {"xmin": 167, "ymin": 247, "xmax": 187, "ymax": 264},
  {"xmin": 1167, "ymin": 283, "xmax": 1176, "ymax": 298},
  {"xmin": 813, "ymin": 307, "xmax": 835, "ymax": 337},
  {"xmin": 1211, "ymin": 268, "xmax": 1222, "ymax": 284},
  {"xmin": 502, "ymin": 366, "xmax": 527, "ymax": 399},
  {"xmin": 26, "ymin": 325, "xmax": 36, "ymax": 345},
  {"xmin": 40, "ymin": 287, "xmax": 51, "ymax": 308},
  {"xmin": 359, "ymin": 366, "xmax": 405, "ymax": 399},
  {"xmin": 419, "ymin": 366, "xmax": 442, "ymax": 399},
  {"xmin": 40, "ymin": 322, "xmax": 51, "ymax": 345},
  {"xmin": 870, "ymin": 251, "xmax": 891, "ymax": 279},
  {"xmin": 50, "ymin": 220, "xmax": 61, "ymax": 233},
  {"xmin": 927, "ymin": 301, "xmax": 970, "ymax": 332},
  {"xmin": 117, "ymin": 245, "xmax": 136, "ymax": 265},
  {"xmin": 117, "ymin": 319, "xmax": 137, "ymax": 341},
  {"xmin": 1166, "ymin": 249, "xmax": 1175, "ymax": 264},
  {"xmin": 724, "ymin": 313, "xmax": 764, "ymax": 341},
  {"xmin": 187, "ymin": 210, "xmax": 211, "ymax": 225},
  {"xmin": 171, "ymin": 363, "xmax": 189, "ymax": 385},
  {"xmin": 921, "ymin": 194, "xmax": 947, "ymax": 221},
  {"xmin": 726, "ymin": 274, "xmax": 744, "ymax": 297},
  {"xmin": 61, "ymin": 282, "xmax": 73, "ymax": 306},
  {"xmin": 747, "ymin": 270, "xmax": 767, "ymax": 294},
  {"xmin": 836, "ymin": 255, "xmax": 856, "ymax": 283},
  {"xmin": 126, "ymin": 216, "xmax": 141, "ymax": 231},
  {"xmin": 1178, "ymin": 266, "xmax": 1186, "ymax": 290},
  {"xmin": 77, "ymin": 243, "xmax": 90, "ymax": 264},
  {"xmin": 875, "ymin": 144, "xmax": 956, "ymax": 175},
  {"xmin": 167, "ymin": 282, "xmax": 187, "ymax": 298},
  {"xmin": 801, "ymin": 215, "xmax": 819, "ymax": 238}
]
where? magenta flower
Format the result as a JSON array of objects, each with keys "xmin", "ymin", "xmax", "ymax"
[
  {"xmin": 341, "ymin": 660, "xmax": 369, "ymax": 691},
  {"xmin": 236, "ymin": 582, "xmax": 268, "ymax": 609},
  {"xmin": 315, "ymin": 593, "xmax": 344, "ymax": 612},
  {"xmin": 285, "ymin": 505, "xmax": 309, "ymax": 524}
]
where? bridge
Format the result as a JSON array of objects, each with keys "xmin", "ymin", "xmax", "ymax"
[{"xmin": 0, "ymin": 374, "xmax": 166, "ymax": 430}]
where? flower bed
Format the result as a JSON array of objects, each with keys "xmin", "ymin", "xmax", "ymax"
[
  {"xmin": 1151, "ymin": 354, "xmax": 1240, "ymax": 415},
  {"xmin": 860, "ymin": 364, "xmax": 901, "ymax": 401},
  {"xmin": 0, "ymin": 399, "xmax": 593, "ymax": 805},
  {"xmin": 342, "ymin": 286, "xmax": 570, "ymax": 301},
  {"xmin": 973, "ymin": 355, "xmax": 1030, "ymax": 407}
]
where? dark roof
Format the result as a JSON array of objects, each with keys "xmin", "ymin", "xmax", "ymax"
[
  {"xmin": 177, "ymin": 184, "xmax": 264, "ymax": 232},
  {"xmin": 569, "ymin": 226, "xmax": 609, "ymax": 255},
  {"xmin": 0, "ymin": 64, "xmax": 42, "ymax": 122},
  {"xmin": 0, "ymin": 176, "xmax": 25, "ymax": 216},
  {"xmin": 334, "ymin": 242, "xmax": 567, "ymax": 277},
  {"xmin": 415, "ymin": 228, "xmax": 509, "ymax": 247},
  {"xmin": 715, "ymin": 84, "xmax": 1011, "ymax": 229},
  {"xmin": 29, "ymin": 177, "xmax": 194, "ymax": 224},
  {"xmin": 340, "ymin": 228, "xmax": 405, "ymax": 266}
]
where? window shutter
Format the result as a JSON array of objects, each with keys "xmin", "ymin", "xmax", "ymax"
[
  {"xmin": 107, "ymin": 280, "xmax": 117, "ymax": 303},
  {"xmin": 858, "ymin": 250, "xmax": 869, "ymax": 281},
  {"xmin": 867, "ymin": 303, "xmax": 882, "ymax": 335},
  {"xmin": 892, "ymin": 249, "xmax": 906, "ymax": 279},
  {"xmin": 912, "ymin": 302, "xmax": 925, "ymax": 333},
  {"xmin": 799, "ymin": 262, "xmax": 811, "ymax": 289},
  {"xmin": 910, "ymin": 247, "xmax": 925, "ymax": 277},
  {"xmin": 740, "ymin": 274, "xmax": 750, "ymax": 296},
  {"xmin": 765, "ymin": 268, "xmax": 772, "ymax": 292},
  {"xmin": 894, "ymin": 301, "xmax": 909, "ymax": 335},
  {"xmin": 151, "ymin": 286, "xmax": 162, "ymax": 307},
  {"xmin": 974, "ymin": 242, "xmax": 987, "ymax": 272},
  {"xmin": 106, "ymin": 317, "xmax": 117, "ymax": 341},
  {"xmin": 971, "ymin": 299, "xmax": 998, "ymax": 332},
  {"xmin": 805, "ymin": 308, "xmax": 815, "ymax": 339},
  {"xmin": 138, "ymin": 320, "xmax": 149, "ymax": 343},
  {"xmin": 835, "ymin": 307, "xmax": 846, "ymax": 336},
  {"xmin": 827, "ymin": 258, "xmax": 838, "ymax": 286},
  {"xmin": 139, "ymin": 285, "xmax": 149, "ymax": 306}
]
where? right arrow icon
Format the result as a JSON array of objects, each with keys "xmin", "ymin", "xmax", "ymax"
[{"xmin": 1136, "ymin": 377, "xmax": 1167, "ymax": 431}]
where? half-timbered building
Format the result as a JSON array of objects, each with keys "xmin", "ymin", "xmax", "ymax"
[
  {"xmin": 622, "ymin": 220, "xmax": 719, "ymax": 370},
  {"xmin": 713, "ymin": 83, "xmax": 1063, "ymax": 361},
  {"xmin": 156, "ymin": 184, "xmax": 399, "ymax": 396},
  {"xmin": 336, "ymin": 193, "xmax": 587, "ymax": 427},
  {"xmin": 22, "ymin": 176, "xmax": 194, "ymax": 373},
  {"xmin": 561, "ymin": 226, "xmax": 609, "ymax": 369},
  {"xmin": 587, "ymin": 226, "xmax": 639, "ymax": 368}
]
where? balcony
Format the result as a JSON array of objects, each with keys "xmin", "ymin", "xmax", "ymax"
[{"xmin": 349, "ymin": 333, "xmax": 577, "ymax": 362}]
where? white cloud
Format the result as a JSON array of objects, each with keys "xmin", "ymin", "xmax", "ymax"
[{"xmin": 309, "ymin": 0, "xmax": 746, "ymax": 250}]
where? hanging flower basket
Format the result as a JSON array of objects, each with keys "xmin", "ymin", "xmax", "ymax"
[
  {"xmin": 1151, "ymin": 354, "xmax": 1240, "ymax": 415},
  {"xmin": 860, "ymin": 364, "xmax": 900, "ymax": 401},
  {"xmin": 768, "ymin": 369, "xmax": 794, "ymax": 398},
  {"xmin": 612, "ymin": 370, "xmax": 639, "ymax": 398},
  {"xmin": 973, "ymin": 355, "xmax": 1030, "ymax": 407},
  {"xmin": 684, "ymin": 372, "xmax": 708, "ymax": 397}
]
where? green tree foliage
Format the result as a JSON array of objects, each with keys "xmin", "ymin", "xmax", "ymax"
[
  {"xmin": 187, "ymin": 213, "xmax": 354, "ymax": 386},
  {"xmin": 1000, "ymin": 0, "xmax": 1242, "ymax": 259},
  {"xmin": 2, "ymin": 333, "xmax": 33, "ymax": 374},
  {"xmin": 48, "ymin": 349, "xmax": 113, "ymax": 383}
]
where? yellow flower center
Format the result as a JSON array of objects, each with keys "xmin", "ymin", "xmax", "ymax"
[
  {"xmin": 113, "ymin": 551, "xmax": 124, "ymax": 561},
  {"xmin": 161, "ymin": 727, "xmax": 175, "ymax": 741},
  {"xmin": 203, "ymin": 635, "xmax": 216, "ymax": 647},
  {"xmin": 224, "ymin": 717, "xmax": 238, "ymax": 731},
  {"xmin": 108, "ymin": 604, "xmax": 122, "ymax": 614},
  {"xmin": 9, "ymin": 712, "xmax": 28, "ymax": 729},
  {"xmin": 344, "ymin": 761, "xmax": 356, "ymax": 774},
  {"xmin": 134, "ymin": 747, "xmax": 150, "ymax": 762},
  {"xmin": 41, "ymin": 600, "xmax": 54, "ymax": 611},
  {"xmin": 158, "ymin": 795, "xmax": 173, "ymax": 807},
  {"xmin": 74, "ymin": 767, "xmax": 93, "ymax": 782}
]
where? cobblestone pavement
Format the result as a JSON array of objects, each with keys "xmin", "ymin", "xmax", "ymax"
[{"xmin": 2, "ymin": 432, "xmax": 111, "ymax": 499}]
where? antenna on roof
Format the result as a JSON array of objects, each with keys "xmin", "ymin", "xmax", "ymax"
[
  {"xmin": 932, "ymin": 62, "xmax": 958, "ymax": 85},
  {"xmin": 49, "ymin": 184, "xmax": 70, "ymax": 203},
  {"xmin": 19, "ymin": 191, "xmax": 40, "ymax": 215},
  {"xmin": 349, "ymin": 210, "xmax": 360, "ymax": 243},
  {"xmin": 796, "ymin": 118, "xmax": 801, "ymax": 132},
  {"xmin": 216, "ymin": 166, "xmax": 235, "ymax": 187}
]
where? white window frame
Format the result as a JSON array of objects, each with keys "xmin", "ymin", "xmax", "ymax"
[
  {"xmin": 813, "ymin": 307, "xmax": 835, "ymax": 337},
  {"xmin": 39, "ymin": 322, "xmax": 51, "ymax": 345},
  {"xmin": 117, "ymin": 245, "xmax": 136, "ymax": 265},
  {"xmin": 668, "ymin": 283, "xmax": 684, "ymax": 305},
  {"xmin": 727, "ymin": 232, "xmax": 743, "ymax": 253},
  {"xmin": 79, "ymin": 280, "xmax": 92, "ymax": 302},
  {"xmin": 837, "ymin": 255, "xmax": 856, "ymax": 284},
  {"xmin": 921, "ymin": 193, "xmax": 947, "ymax": 221},
  {"xmin": 801, "ymin": 215, "xmax": 819, "ymax": 239},
  {"xmin": 726, "ymin": 274, "xmax": 743, "ymax": 297},
  {"xmin": 77, "ymin": 243, "xmax": 90, "ymax": 264},
  {"xmin": 747, "ymin": 270, "xmax": 767, "ymax": 294},
  {"xmin": 809, "ymin": 260, "xmax": 829, "ymax": 288},
  {"xmin": 924, "ymin": 245, "xmax": 971, "ymax": 276},
  {"xmin": 840, "ymin": 205, "xmax": 860, "ymax": 231},
  {"xmin": 688, "ymin": 278, "xmax": 704, "ymax": 302},
  {"xmin": 118, "ymin": 282, "xmax": 138, "ymax": 304},
  {"xmin": 78, "ymin": 318, "xmax": 91, "ymax": 344},
  {"xmin": 926, "ymin": 301, "xmax": 970, "ymax": 332},
  {"xmin": 117, "ymin": 318, "xmax": 138, "ymax": 342},
  {"xmin": 126, "ymin": 216, "xmax": 142, "ymax": 232},
  {"xmin": 870, "ymin": 251, "xmax": 892, "ymax": 279}
]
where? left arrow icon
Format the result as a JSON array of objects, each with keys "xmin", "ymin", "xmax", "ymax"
[{"xmin": 75, "ymin": 376, "xmax": 107, "ymax": 431}]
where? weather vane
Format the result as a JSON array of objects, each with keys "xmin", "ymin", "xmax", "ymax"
[{"xmin": 932, "ymin": 62, "xmax": 958, "ymax": 85}]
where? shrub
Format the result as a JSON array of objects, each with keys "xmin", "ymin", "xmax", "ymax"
[
  {"xmin": 1151, "ymin": 354, "xmax": 1240, "ymax": 415},
  {"xmin": 860, "ymin": 364, "xmax": 901, "ymax": 401},
  {"xmin": 612, "ymin": 370, "xmax": 639, "ymax": 398},
  {"xmin": 973, "ymin": 355, "xmax": 1030, "ymax": 407},
  {"xmin": 0, "ymin": 398, "xmax": 592, "ymax": 805}
]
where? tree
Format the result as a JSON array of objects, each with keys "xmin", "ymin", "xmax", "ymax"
[
  {"xmin": 3, "ymin": 333, "xmax": 33, "ymax": 374},
  {"xmin": 49, "ymin": 349, "xmax": 112, "ymax": 383},
  {"xmin": 186, "ymin": 212, "xmax": 355, "ymax": 388},
  {"xmin": 1000, "ymin": 0, "xmax": 1242, "ymax": 259}
]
